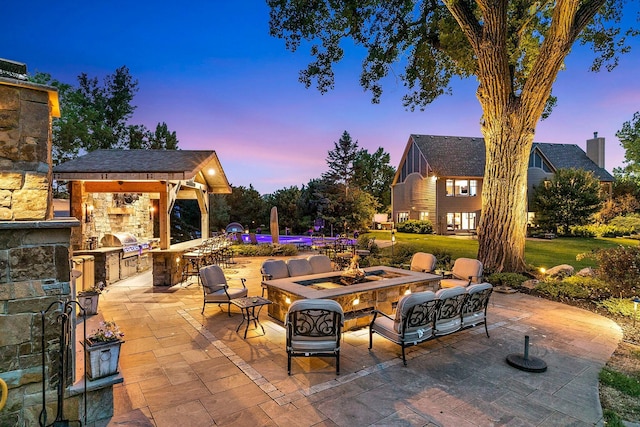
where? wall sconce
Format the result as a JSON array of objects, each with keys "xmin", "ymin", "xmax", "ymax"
[
  {"xmin": 149, "ymin": 205, "xmax": 155, "ymax": 221},
  {"xmin": 85, "ymin": 204, "xmax": 94, "ymax": 223}
]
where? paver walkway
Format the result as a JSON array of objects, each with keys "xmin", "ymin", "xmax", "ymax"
[{"xmin": 92, "ymin": 256, "xmax": 622, "ymax": 426}]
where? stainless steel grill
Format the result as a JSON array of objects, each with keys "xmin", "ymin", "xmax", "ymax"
[{"xmin": 101, "ymin": 232, "xmax": 138, "ymax": 258}]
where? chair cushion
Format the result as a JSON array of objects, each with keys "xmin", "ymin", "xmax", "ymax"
[
  {"xmin": 410, "ymin": 252, "xmax": 437, "ymax": 273},
  {"xmin": 440, "ymin": 278, "xmax": 471, "ymax": 288},
  {"xmin": 204, "ymin": 286, "xmax": 247, "ymax": 302},
  {"xmin": 287, "ymin": 259, "xmax": 314, "ymax": 277},
  {"xmin": 288, "ymin": 336, "xmax": 340, "ymax": 353},
  {"xmin": 451, "ymin": 258, "xmax": 483, "ymax": 283},
  {"xmin": 462, "ymin": 283, "xmax": 493, "ymax": 328},
  {"xmin": 434, "ymin": 287, "xmax": 466, "ymax": 335},
  {"xmin": 261, "ymin": 260, "xmax": 289, "ymax": 280},
  {"xmin": 394, "ymin": 291, "xmax": 436, "ymax": 333},
  {"xmin": 307, "ymin": 255, "xmax": 333, "ymax": 274}
]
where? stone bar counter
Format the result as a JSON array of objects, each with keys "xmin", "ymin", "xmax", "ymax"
[
  {"xmin": 263, "ymin": 266, "xmax": 441, "ymax": 330},
  {"xmin": 150, "ymin": 238, "xmax": 205, "ymax": 286}
]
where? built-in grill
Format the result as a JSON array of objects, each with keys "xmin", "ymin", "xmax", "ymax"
[
  {"xmin": 100, "ymin": 232, "xmax": 153, "ymax": 280},
  {"xmin": 101, "ymin": 232, "xmax": 140, "ymax": 258}
]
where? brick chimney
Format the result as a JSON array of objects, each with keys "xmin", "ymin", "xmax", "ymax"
[{"xmin": 586, "ymin": 131, "xmax": 605, "ymax": 169}]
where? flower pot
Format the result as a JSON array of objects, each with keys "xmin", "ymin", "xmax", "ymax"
[
  {"xmin": 84, "ymin": 339, "xmax": 122, "ymax": 380},
  {"xmin": 78, "ymin": 292, "xmax": 99, "ymax": 315}
]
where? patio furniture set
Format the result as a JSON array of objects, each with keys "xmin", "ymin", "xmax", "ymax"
[{"xmin": 198, "ymin": 249, "xmax": 493, "ymax": 375}]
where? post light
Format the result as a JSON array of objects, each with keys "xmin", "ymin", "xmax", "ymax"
[
  {"xmin": 391, "ymin": 228, "xmax": 396, "ymax": 257},
  {"xmin": 539, "ymin": 267, "xmax": 546, "ymax": 275},
  {"xmin": 633, "ymin": 297, "xmax": 640, "ymax": 327}
]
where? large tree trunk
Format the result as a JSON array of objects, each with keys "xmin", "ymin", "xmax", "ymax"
[{"xmin": 477, "ymin": 116, "xmax": 533, "ymax": 273}]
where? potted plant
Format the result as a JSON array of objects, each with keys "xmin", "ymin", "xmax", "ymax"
[
  {"xmin": 84, "ymin": 320, "xmax": 125, "ymax": 380},
  {"xmin": 77, "ymin": 281, "xmax": 105, "ymax": 315}
]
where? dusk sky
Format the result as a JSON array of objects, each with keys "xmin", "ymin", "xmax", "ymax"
[{"xmin": 4, "ymin": 2, "xmax": 639, "ymax": 194}]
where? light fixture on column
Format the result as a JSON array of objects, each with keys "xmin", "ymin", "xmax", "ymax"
[{"xmin": 85, "ymin": 204, "xmax": 94, "ymax": 223}]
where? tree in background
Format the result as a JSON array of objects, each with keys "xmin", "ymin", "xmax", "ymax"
[
  {"xmin": 33, "ymin": 67, "xmax": 179, "ymax": 163},
  {"xmin": 353, "ymin": 147, "xmax": 395, "ymax": 211},
  {"xmin": 614, "ymin": 111, "xmax": 640, "ymax": 183},
  {"xmin": 268, "ymin": 1, "xmax": 637, "ymax": 272},
  {"xmin": 129, "ymin": 122, "xmax": 179, "ymax": 150},
  {"xmin": 224, "ymin": 185, "xmax": 268, "ymax": 232},
  {"xmin": 264, "ymin": 186, "xmax": 304, "ymax": 233},
  {"xmin": 531, "ymin": 169, "xmax": 603, "ymax": 235},
  {"xmin": 322, "ymin": 131, "xmax": 359, "ymax": 196}
]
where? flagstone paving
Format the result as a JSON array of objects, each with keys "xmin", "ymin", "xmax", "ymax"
[{"xmin": 89, "ymin": 255, "xmax": 622, "ymax": 426}]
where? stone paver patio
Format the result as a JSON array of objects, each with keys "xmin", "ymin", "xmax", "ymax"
[{"xmin": 90, "ymin": 255, "xmax": 622, "ymax": 426}]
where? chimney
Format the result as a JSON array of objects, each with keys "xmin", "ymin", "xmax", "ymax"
[{"xmin": 586, "ymin": 132, "xmax": 605, "ymax": 169}]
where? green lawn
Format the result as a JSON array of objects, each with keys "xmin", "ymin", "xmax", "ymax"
[{"xmin": 367, "ymin": 230, "xmax": 639, "ymax": 271}]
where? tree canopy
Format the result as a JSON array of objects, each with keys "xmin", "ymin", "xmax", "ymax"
[
  {"xmin": 532, "ymin": 168, "xmax": 603, "ymax": 234},
  {"xmin": 268, "ymin": 0, "xmax": 637, "ymax": 272},
  {"xmin": 32, "ymin": 67, "xmax": 180, "ymax": 166},
  {"xmin": 615, "ymin": 111, "xmax": 640, "ymax": 181}
]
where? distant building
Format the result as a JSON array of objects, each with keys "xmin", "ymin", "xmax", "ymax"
[{"xmin": 391, "ymin": 134, "xmax": 614, "ymax": 235}]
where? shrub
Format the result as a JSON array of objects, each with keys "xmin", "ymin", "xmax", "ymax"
[
  {"xmin": 356, "ymin": 235, "xmax": 379, "ymax": 255},
  {"xmin": 486, "ymin": 272, "xmax": 529, "ymax": 288},
  {"xmin": 233, "ymin": 243, "xmax": 298, "ymax": 257},
  {"xmin": 609, "ymin": 214, "xmax": 640, "ymax": 233},
  {"xmin": 396, "ymin": 220, "xmax": 433, "ymax": 234},
  {"xmin": 535, "ymin": 275, "xmax": 610, "ymax": 300},
  {"xmin": 570, "ymin": 224, "xmax": 634, "ymax": 238},
  {"xmin": 596, "ymin": 298, "xmax": 640, "ymax": 318},
  {"xmin": 582, "ymin": 245, "xmax": 640, "ymax": 298}
]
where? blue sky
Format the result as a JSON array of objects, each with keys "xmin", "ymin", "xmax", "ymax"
[{"xmin": 4, "ymin": 1, "xmax": 639, "ymax": 194}]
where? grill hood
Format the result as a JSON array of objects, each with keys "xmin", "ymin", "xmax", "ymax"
[{"xmin": 101, "ymin": 232, "xmax": 138, "ymax": 247}]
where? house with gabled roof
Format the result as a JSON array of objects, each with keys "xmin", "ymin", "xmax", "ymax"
[{"xmin": 391, "ymin": 134, "xmax": 614, "ymax": 235}]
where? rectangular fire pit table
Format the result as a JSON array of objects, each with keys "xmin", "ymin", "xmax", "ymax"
[
  {"xmin": 262, "ymin": 266, "xmax": 441, "ymax": 330},
  {"xmin": 231, "ymin": 296, "xmax": 273, "ymax": 338}
]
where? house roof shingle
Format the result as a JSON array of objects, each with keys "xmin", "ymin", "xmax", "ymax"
[
  {"xmin": 410, "ymin": 134, "xmax": 613, "ymax": 181},
  {"xmin": 53, "ymin": 149, "xmax": 232, "ymax": 193}
]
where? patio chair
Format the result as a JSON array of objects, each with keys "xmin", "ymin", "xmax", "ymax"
[
  {"xmin": 260, "ymin": 259, "xmax": 289, "ymax": 296},
  {"xmin": 307, "ymin": 255, "xmax": 333, "ymax": 274},
  {"xmin": 200, "ymin": 264, "xmax": 247, "ymax": 315},
  {"xmin": 368, "ymin": 291, "xmax": 438, "ymax": 366},
  {"xmin": 440, "ymin": 258, "xmax": 483, "ymax": 288},
  {"xmin": 286, "ymin": 258, "xmax": 313, "ymax": 277},
  {"xmin": 355, "ymin": 237, "xmax": 376, "ymax": 257},
  {"xmin": 433, "ymin": 286, "xmax": 467, "ymax": 335},
  {"xmin": 286, "ymin": 299, "xmax": 344, "ymax": 375},
  {"xmin": 461, "ymin": 283, "xmax": 493, "ymax": 337},
  {"xmin": 409, "ymin": 252, "xmax": 437, "ymax": 273}
]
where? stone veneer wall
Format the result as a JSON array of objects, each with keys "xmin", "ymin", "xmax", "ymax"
[
  {"xmin": 0, "ymin": 71, "xmax": 117, "ymax": 425},
  {"xmin": 0, "ymin": 79, "xmax": 53, "ymax": 221},
  {"xmin": 84, "ymin": 193, "xmax": 154, "ymax": 248}
]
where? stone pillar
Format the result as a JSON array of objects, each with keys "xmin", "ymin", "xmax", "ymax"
[{"xmin": 0, "ymin": 60, "xmax": 118, "ymax": 426}]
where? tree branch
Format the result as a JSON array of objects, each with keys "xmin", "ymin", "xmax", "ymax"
[{"xmin": 443, "ymin": 0, "xmax": 482, "ymax": 51}]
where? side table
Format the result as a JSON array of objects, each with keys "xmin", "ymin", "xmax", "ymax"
[{"xmin": 230, "ymin": 296, "xmax": 273, "ymax": 338}]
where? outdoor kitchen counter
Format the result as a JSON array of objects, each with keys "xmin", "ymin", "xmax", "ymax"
[
  {"xmin": 263, "ymin": 266, "xmax": 441, "ymax": 330},
  {"xmin": 150, "ymin": 238, "xmax": 204, "ymax": 286}
]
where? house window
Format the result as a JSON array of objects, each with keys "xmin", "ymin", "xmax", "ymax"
[
  {"xmin": 528, "ymin": 151, "xmax": 552, "ymax": 173},
  {"xmin": 419, "ymin": 211, "xmax": 429, "ymax": 221},
  {"xmin": 446, "ymin": 212, "xmax": 477, "ymax": 230},
  {"xmin": 446, "ymin": 179, "xmax": 478, "ymax": 196},
  {"xmin": 397, "ymin": 212, "xmax": 409, "ymax": 223}
]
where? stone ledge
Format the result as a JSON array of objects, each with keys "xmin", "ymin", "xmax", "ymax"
[
  {"xmin": 67, "ymin": 373, "xmax": 123, "ymax": 397},
  {"xmin": 0, "ymin": 218, "xmax": 79, "ymax": 230}
]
